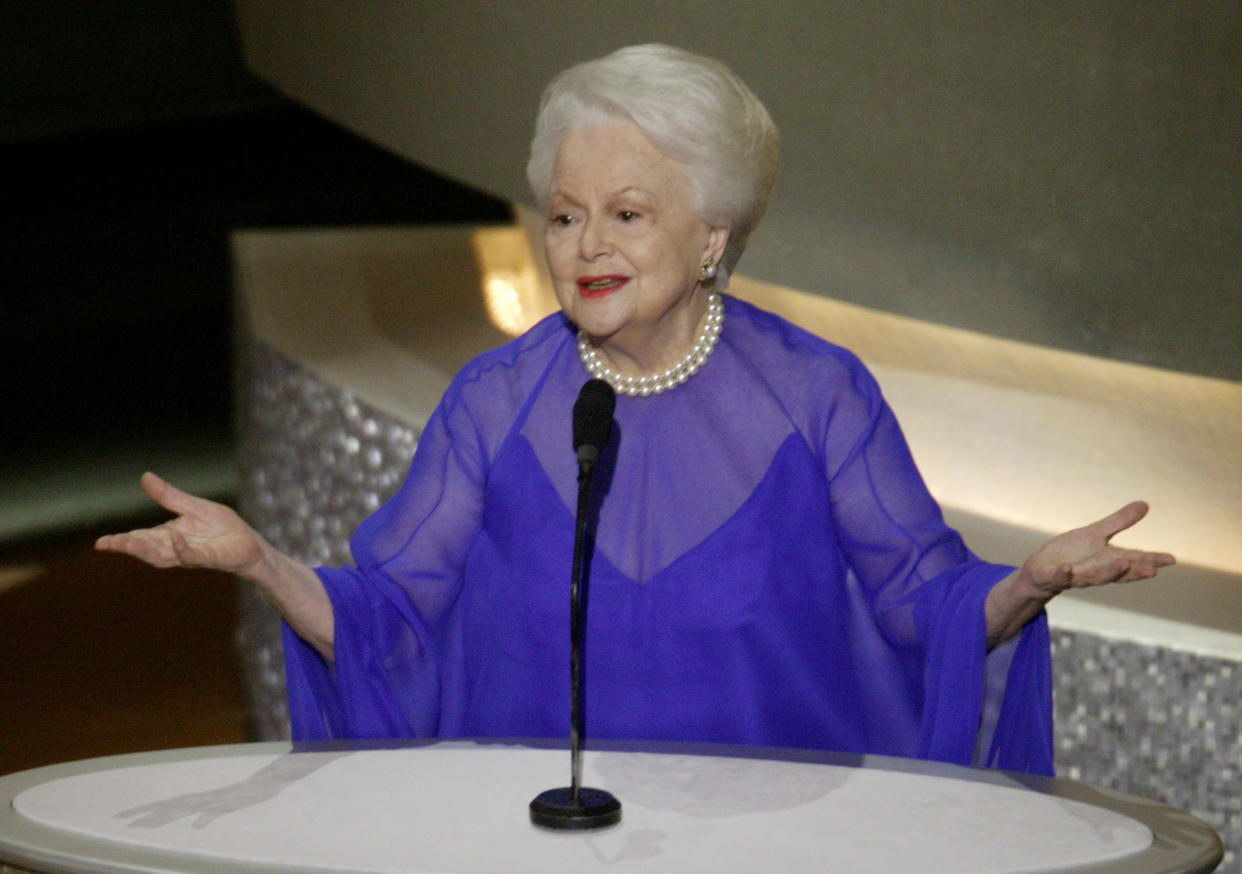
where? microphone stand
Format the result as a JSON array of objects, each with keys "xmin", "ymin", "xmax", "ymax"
[
  {"xmin": 570, "ymin": 461, "xmax": 590, "ymax": 802},
  {"xmin": 529, "ymin": 427, "xmax": 622, "ymax": 830}
]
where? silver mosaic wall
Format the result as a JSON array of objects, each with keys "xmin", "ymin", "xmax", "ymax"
[
  {"xmin": 235, "ymin": 336, "xmax": 419, "ymax": 741},
  {"xmin": 1051, "ymin": 630, "xmax": 1239, "ymax": 872},
  {"xmin": 236, "ymin": 337, "xmax": 1238, "ymax": 871}
]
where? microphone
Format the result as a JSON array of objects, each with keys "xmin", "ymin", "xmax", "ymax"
[
  {"xmin": 572, "ymin": 378, "xmax": 615, "ymax": 473},
  {"xmin": 530, "ymin": 379, "xmax": 621, "ymax": 831}
]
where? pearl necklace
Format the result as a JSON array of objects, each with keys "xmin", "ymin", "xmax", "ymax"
[{"xmin": 577, "ymin": 292, "xmax": 724, "ymax": 397}]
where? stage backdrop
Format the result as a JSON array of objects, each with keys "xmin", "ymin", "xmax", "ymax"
[{"xmin": 233, "ymin": 0, "xmax": 1240, "ymax": 384}]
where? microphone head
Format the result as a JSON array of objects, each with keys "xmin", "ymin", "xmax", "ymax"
[{"xmin": 572, "ymin": 379, "xmax": 616, "ymax": 465}]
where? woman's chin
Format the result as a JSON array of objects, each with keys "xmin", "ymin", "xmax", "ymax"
[{"xmin": 568, "ymin": 303, "xmax": 630, "ymax": 341}]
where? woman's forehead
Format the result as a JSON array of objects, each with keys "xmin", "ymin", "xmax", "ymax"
[{"xmin": 550, "ymin": 120, "xmax": 690, "ymax": 199}]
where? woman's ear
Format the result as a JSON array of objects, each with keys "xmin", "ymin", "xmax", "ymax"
[{"xmin": 703, "ymin": 225, "xmax": 730, "ymax": 270}]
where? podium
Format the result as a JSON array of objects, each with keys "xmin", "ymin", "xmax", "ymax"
[{"xmin": 0, "ymin": 739, "xmax": 1222, "ymax": 873}]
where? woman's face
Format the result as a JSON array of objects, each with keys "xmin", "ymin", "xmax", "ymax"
[{"xmin": 544, "ymin": 120, "xmax": 728, "ymax": 366}]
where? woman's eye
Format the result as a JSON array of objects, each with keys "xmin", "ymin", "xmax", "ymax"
[
  {"xmin": 618, "ymin": 210, "xmax": 638, "ymax": 222},
  {"xmin": 550, "ymin": 214, "xmax": 573, "ymax": 226}
]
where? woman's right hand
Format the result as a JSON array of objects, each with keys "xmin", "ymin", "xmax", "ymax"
[
  {"xmin": 95, "ymin": 472, "xmax": 264, "ymax": 576},
  {"xmin": 96, "ymin": 472, "xmax": 335, "ymax": 661}
]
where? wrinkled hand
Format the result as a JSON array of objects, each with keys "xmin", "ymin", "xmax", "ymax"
[
  {"xmin": 96, "ymin": 472, "xmax": 333, "ymax": 660},
  {"xmin": 95, "ymin": 472, "xmax": 264, "ymax": 577},
  {"xmin": 1021, "ymin": 501, "xmax": 1176, "ymax": 598},
  {"xmin": 987, "ymin": 501, "xmax": 1176, "ymax": 648}
]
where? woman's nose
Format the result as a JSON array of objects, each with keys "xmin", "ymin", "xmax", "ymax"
[{"xmin": 578, "ymin": 216, "xmax": 612, "ymax": 260}]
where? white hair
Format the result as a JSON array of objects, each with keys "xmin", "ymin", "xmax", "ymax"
[{"xmin": 526, "ymin": 44, "xmax": 780, "ymax": 288}]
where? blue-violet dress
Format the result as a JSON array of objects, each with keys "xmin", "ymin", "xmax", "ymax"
[{"xmin": 283, "ymin": 295, "xmax": 1053, "ymax": 775}]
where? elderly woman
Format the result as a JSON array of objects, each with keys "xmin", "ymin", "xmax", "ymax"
[{"xmin": 98, "ymin": 45, "xmax": 1173, "ymax": 776}]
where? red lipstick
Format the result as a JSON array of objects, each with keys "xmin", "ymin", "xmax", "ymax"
[{"xmin": 577, "ymin": 275, "xmax": 629, "ymax": 299}]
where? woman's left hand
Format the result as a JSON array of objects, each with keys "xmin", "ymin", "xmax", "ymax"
[
  {"xmin": 985, "ymin": 501, "xmax": 1176, "ymax": 647},
  {"xmin": 1019, "ymin": 501, "xmax": 1175, "ymax": 597}
]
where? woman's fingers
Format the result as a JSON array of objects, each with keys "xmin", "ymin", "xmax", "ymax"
[
  {"xmin": 95, "ymin": 528, "xmax": 183, "ymax": 568},
  {"xmin": 1061, "ymin": 548, "xmax": 1176, "ymax": 588},
  {"xmin": 1088, "ymin": 500, "xmax": 1150, "ymax": 543},
  {"xmin": 95, "ymin": 474, "xmax": 233, "ymax": 570},
  {"xmin": 139, "ymin": 471, "xmax": 210, "ymax": 518},
  {"xmin": 96, "ymin": 522, "xmax": 238, "ymax": 571}
]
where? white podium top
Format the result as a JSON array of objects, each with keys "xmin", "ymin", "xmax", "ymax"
[{"xmin": 0, "ymin": 741, "xmax": 1222, "ymax": 874}]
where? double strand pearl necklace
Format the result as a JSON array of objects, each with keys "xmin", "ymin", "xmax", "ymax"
[{"xmin": 577, "ymin": 291, "xmax": 724, "ymax": 397}]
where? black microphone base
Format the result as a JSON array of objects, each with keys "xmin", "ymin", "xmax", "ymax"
[{"xmin": 529, "ymin": 787, "xmax": 622, "ymax": 830}]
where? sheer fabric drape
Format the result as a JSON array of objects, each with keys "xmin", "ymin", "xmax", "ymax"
[{"xmin": 283, "ymin": 296, "xmax": 1053, "ymax": 775}]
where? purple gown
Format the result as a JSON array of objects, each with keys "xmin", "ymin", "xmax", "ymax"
[{"xmin": 283, "ymin": 295, "xmax": 1053, "ymax": 775}]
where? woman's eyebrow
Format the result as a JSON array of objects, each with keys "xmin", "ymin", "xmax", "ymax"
[{"xmin": 547, "ymin": 188, "xmax": 583, "ymax": 207}]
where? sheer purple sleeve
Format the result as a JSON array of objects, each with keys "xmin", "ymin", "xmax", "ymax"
[
  {"xmin": 283, "ymin": 376, "xmax": 488, "ymax": 741},
  {"xmin": 818, "ymin": 354, "xmax": 1053, "ymax": 774}
]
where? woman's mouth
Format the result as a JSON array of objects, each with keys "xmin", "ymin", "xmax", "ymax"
[{"xmin": 577, "ymin": 275, "xmax": 629, "ymax": 298}]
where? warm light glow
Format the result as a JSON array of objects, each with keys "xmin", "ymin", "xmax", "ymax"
[
  {"xmin": 482, "ymin": 271, "xmax": 528, "ymax": 336},
  {"xmin": 471, "ymin": 225, "xmax": 557, "ymax": 336}
]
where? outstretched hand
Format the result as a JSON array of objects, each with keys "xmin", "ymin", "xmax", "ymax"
[
  {"xmin": 1021, "ymin": 501, "xmax": 1176, "ymax": 598},
  {"xmin": 986, "ymin": 501, "xmax": 1175, "ymax": 648},
  {"xmin": 95, "ymin": 472, "xmax": 264, "ymax": 577},
  {"xmin": 96, "ymin": 473, "xmax": 334, "ymax": 660}
]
